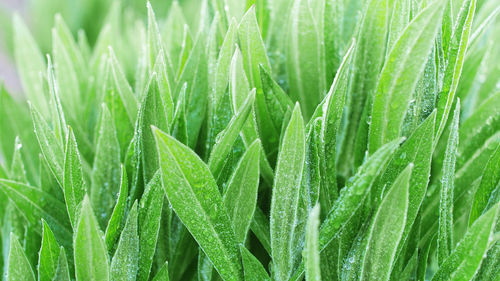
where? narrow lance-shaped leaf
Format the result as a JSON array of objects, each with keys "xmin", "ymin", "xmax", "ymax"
[
  {"xmin": 368, "ymin": 1, "xmax": 445, "ymax": 153},
  {"xmin": 13, "ymin": 14, "xmax": 48, "ymax": 117},
  {"xmin": 304, "ymin": 204, "xmax": 321, "ymax": 281},
  {"xmin": 286, "ymin": 0, "xmax": 326, "ymax": 118},
  {"xmin": 469, "ymin": 144, "xmax": 500, "ymax": 224},
  {"xmin": 38, "ymin": 221, "xmax": 60, "ymax": 281},
  {"xmin": 63, "ymin": 127, "xmax": 86, "ymax": 228},
  {"xmin": 319, "ymin": 138, "xmax": 402, "ymax": 251},
  {"xmin": 240, "ymin": 246, "xmax": 271, "ymax": 281},
  {"xmin": 110, "ymin": 201, "xmax": 139, "ymax": 281},
  {"xmin": 270, "ymin": 104, "xmax": 305, "ymax": 281},
  {"xmin": 91, "ymin": 105, "xmax": 121, "ymax": 229},
  {"xmin": 435, "ymin": 0, "xmax": 476, "ymax": 141},
  {"xmin": 360, "ymin": 164, "xmax": 412, "ymax": 281},
  {"xmin": 137, "ymin": 171, "xmax": 164, "ymax": 281},
  {"xmin": 7, "ymin": 234, "xmax": 36, "ymax": 281},
  {"xmin": 74, "ymin": 196, "xmax": 110, "ymax": 281},
  {"xmin": 223, "ymin": 139, "xmax": 261, "ymax": 244},
  {"xmin": 152, "ymin": 261, "xmax": 170, "ymax": 281},
  {"xmin": 53, "ymin": 247, "xmax": 70, "ymax": 281},
  {"xmin": 208, "ymin": 91, "xmax": 256, "ymax": 179},
  {"xmin": 154, "ymin": 128, "xmax": 243, "ymax": 281},
  {"xmin": 438, "ymin": 101, "xmax": 460, "ymax": 264},
  {"xmin": 31, "ymin": 105, "xmax": 64, "ymax": 186},
  {"xmin": 431, "ymin": 202, "xmax": 500, "ymax": 281},
  {"xmin": 105, "ymin": 165, "xmax": 128, "ymax": 250}
]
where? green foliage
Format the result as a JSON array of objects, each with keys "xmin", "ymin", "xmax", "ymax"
[{"xmin": 1, "ymin": 0, "xmax": 499, "ymax": 280}]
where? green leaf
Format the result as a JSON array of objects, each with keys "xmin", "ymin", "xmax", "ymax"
[
  {"xmin": 208, "ymin": 91, "xmax": 256, "ymax": 180},
  {"xmin": 154, "ymin": 128, "xmax": 243, "ymax": 281},
  {"xmin": 13, "ymin": 14, "xmax": 48, "ymax": 117},
  {"xmin": 139, "ymin": 74, "xmax": 170, "ymax": 183},
  {"xmin": 368, "ymin": 1, "xmax": 445, "ymax": 153},
  {"xmin": 286, "ymin": 0, "xmax": 326, "ymax": 118},
  {"xmin": 438, "ymin": 101, "xmax": 460, "ymax": 264},
  {"xmin": 38, "ymin": 221, "xmax": 60, "ymax": 281},
  {"xmin": 340, "ymin": 0, "xmax": 394, "ymax": 177},
  {"xmin": 0, "ymin": 179, "xmax": 72, "ymax": 241},
  {"xmin": 469, "ymin": 144, "xmax": 500, "ymax": 224},
  {"xmin": 63, "ymin": 127, "xmax": 86, "ymax": 228},
  {"xmin": 105, "ymin": 165, "xmax": 128, "ymax": 250},
  {"xmin": 223, "ymin": 139, "xmax": 261, "ymax": 243},
  {"xmin": 110, "ymin": 202, "xmax": 139, "ymax": 281},
  {"xmin": 152, "ymin": 261, "xmax": 170, "ymax": 281},
  {"xmin": 270, "ymin": 104, "xmax": 305, "ymax": 281},
  {"xmin": 91, "ymin": 105, "xmax": 121, "ymax": 228},
  {"xmin": 250, "ymin": 207, "xmax": 272, "ymax": 254},
  {"xmin": 431, "ymin": 202, "xmax": 499, "ymax": 281},
  {"xmin": 31, "ymin": 105, "xmax": 64, "ymax": 186},
  {"xmin": 240, "ymin": 246, "xmax": 271, "ymax": 281},
  {"xmin": 137, "ymin": 171, "xmax": 164, "ymax": 281},
  {"xmin": 435, "ymin": 0, "xmax": 477, "ymax": 141},
  {"xmin": 74, "ymin": 196, "xmax": 110, "ymax": 281},
  {"xmin": 304, "ymin": 204, "xmax": 321, "ymax": 281},
  {"xmin": 7, "ymin": 234, "xmax": 36, "ymax": 281},
  {"xmin": 360, "ymin": 164, "xmax": 412, "ymax": 281},
  {"xmin": 319, "ymin": 139, "xmax": 401, "ymax": 251},
  {"xmin": 53, "ymin": 247, "xmax": 70, "ymax": 281}
]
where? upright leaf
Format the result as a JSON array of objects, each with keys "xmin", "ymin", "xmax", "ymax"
[
  {"xmin": 38, "ymin": 221, "xmax": 60, "ymax": 281},
  {"xmin": 154, "ymin": 128, "xmax": 243, "ymax": 281},
  {"xmin": 63, "ymin": 127, "xmax": 86, "ymax": 228},
  {"xmin": 74, "ymin": 196, "xmax": 110, "ymax": 281},
  {"xmin": 304, "ymin": 205, "xmax": 321, "ymax": 281},
  {"xmin": 137, "ymin": 172, "xmax": 164, "ymax": 281},
  {"xmin": 223, "ymin": 139, "xmax": 261, "ymax": 244},
  {"xmin": 286, "ymin": 0, "xmax": 326, "ymax": 118},
  {"xmin": 110, "ymin": 202, "xmax": 139, "ymax": 281},
  {"xmin": 105, "ymin": 165, "xmax": 128, "ymax": 250},
  {"xmin": 7, "ymin": 234, "xmax": 36, "ymax": 281},
  {"xmin": 240, "ymin": 246, "xmax": 271, "ymax": 281},
  {"xmin": 270, "ymin": 104, "xmax": 305, "ymax": 281},
  {"xmin": 438, "ymin": 101, "xmax": 460, "ymax": 264},
  {"xmin": 91, "ymin": 105, "xmax": 121, "ymax": 228},
  {"xmin": 360, "ymin": 164, "xmax": 412, "ymax": 281},
  {"xmin": 431, "ymin": 202, "xmax": 499, "ymax": 281},
  {"xmin": 368, "ymin": 1, "xmax": 445, "ymax": 153}
]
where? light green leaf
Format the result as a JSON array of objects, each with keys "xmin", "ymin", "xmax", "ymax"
[
  {"xmin": 74, "ymin": 196, "xmax": 110, "ymax": 281},
  {"xmin": 469, "ymin": 144, "xmax": 500, "ymax": 224},
  {"xmin": 304, "ymin": 204, "xmax": 321, "ymax": 281},
  {"xmin": 110, "ymin": 202, "xmax": 139, "ymax": 281},
  {"xmin": 31, "ymin": 105, "xmax": 64, "ymax": 186},
  {"xmin": 137, "ymin": 171, "xmax": 164, "ymax": 281},
  {"xmin": 108, "ymin": 47, "xmax": 138, "ymax": 123},
  {"xmin": 286, "ymin": 0, "xmax": 326, "ymax": 118},
  {"xmin": 13, "ymin": 14, "xmax": 48, "ymax": 117},
  {"xmin": 38, "ymin": 221, "xmax": 60, "ymax": 281},
  {"xmin": 223, "ymin": 139, "xmax": 261, "ymax": 244},
  {"xmin": 154, "ymin": 128, "xmax": 243, "ymax": 281},
  {"xmin": 240, "ymin": 246, "xmax": 271, "ymax": 281},
  {"xmin": 53, "ymin": 247, "xmax": 70, "ymax": 281},
  {"xmin": 208, "ymin": 91, "xmax": 255, "ymax": 180},
  {"xmin": 91, "ymin": 105, "xmax": 121, "ymax": 228},
  {"xmin": 250, "ymin": 207, "xmax": 272, "ymax": 254},
  {"xmin": 0, "ymin": 179, "xmax": 72, "ymax": 241},
  {"xmin": 270, "ymin": 104, "xmax": 305, "ymax": 281},
  {"xmin": 139, "ymin": 74, "xmax": 170, "ymax": 183},
  {"xmin": 368, "ymin": 1, "xmax": 445, "ymax": 153},
  {"xmin": 105, "ymin": 165, "xmax": 128, "ymax": 250},
  {"xmin": 438, "ymin": 101, "xmax": 460, "ymax": 264},
  {"xmin": 7, "ymin": 234, "xmax": 36, "ymax": 281},
  {"xmin": 319, "ymin": 139, "xmax": 401, "ymax": 251},
  {"xmin": 435, "ymin": 0, "xmax": 477, "ymax": 141},
  {"xmin": 63, "ymin": 127, "xmax": 86, "ymax": 228},
  {"xmin": 360, "ymin": 164, "xmax": 412, "ymax": 281},
  {"xmin": 431, "ymin": 202, "xmax": 499, "ymax": 281}
]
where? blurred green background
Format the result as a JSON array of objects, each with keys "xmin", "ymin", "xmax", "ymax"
[{"xmin": 0, "ymin": 0, "xmax": 202, "ymax": 94}]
